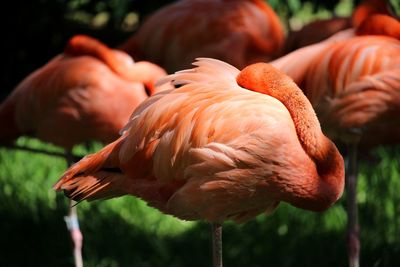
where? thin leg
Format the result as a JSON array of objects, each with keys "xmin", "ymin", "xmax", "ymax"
[
  {"xmin": 211, "ymin": 223, "xmax": 223, "ymax": 267},
  {"xmin": 65, "ymin": 150, "xmax": 84, "ymax": 267},
  {"xmin": 65, "ymin": 201, "xmax": 83, "ymax": 267},
  {"xmin": 346, "ymin": 143, "xmax": 360, "ymax": 267}
]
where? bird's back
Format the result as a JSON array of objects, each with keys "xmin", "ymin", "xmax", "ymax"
[
  {"xmin": 119, "ymin": 0, "xmax": 284, "ymax": 72},
  {"xmin": 1, "ymin": 52, "xmax": 148, "ymax": 149}
]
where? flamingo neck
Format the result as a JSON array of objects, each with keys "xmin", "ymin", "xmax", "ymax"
[
  {"xmin": 356, "ymin": 14, "xmax": 400, "ymax": 39},
  {"xmin": 237, "ymin": 63, "xmax": 344, "ymax": 211},
  {"xmin": 352, "ymin": 0, "xmax": 392, "ymax": 28},
  {"xmin": 64, "ymin": 35, "xmax": 137, "ymax": 81}
]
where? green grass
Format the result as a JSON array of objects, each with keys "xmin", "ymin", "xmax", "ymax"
[{"xmin": 1, "ymin": 138, "xmax": 400, "ymax": 267}]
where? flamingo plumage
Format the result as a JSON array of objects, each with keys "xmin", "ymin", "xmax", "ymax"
[
  {"xmin": 283, "ymin": 0, "xmax": 397, "ymax": 53},
  {"xmin": 54, "ymin": 58, "xmax": 344, "ymax": 266},
  {"xmin": 118, "ymin": 0, "xmax": 285, "ymax": 73}
]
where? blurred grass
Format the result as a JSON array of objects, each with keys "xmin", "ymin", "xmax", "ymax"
[{"xmin": 1, "ymin": 138, "xmax": 400, "ymax": 267}]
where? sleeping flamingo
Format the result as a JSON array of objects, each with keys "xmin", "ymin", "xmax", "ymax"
[
  {"xmin": 283, "ymin": 0, "xmax": 397, "ymax": 53},
  {"xmin": 0, "ymin": 34, "xmax": 169, "ymax": 267},
  {"xmin": 118, "ymin": 0, "xmax": 285, "ymax": 73},
  {"xmin": 272, "ymin": 34, "xmax": 400, "ymax": 267},
  {"xmin": 0, "ymin": 34, "xmax": 169, "ymax": 149},
  {"xmin": 54, "ymin": 58, "xmax": 345, "ymax": 267}
]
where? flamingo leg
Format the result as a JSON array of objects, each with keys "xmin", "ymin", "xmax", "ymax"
[
  {"xmin": 211, "ymin": 223, "xmax": 223, "ymax": 267},
  {"xmin": 346, "ymin": 143, "xmax": 360, "ymax": 267},
  {"xmin": 65, "ymin": 150, "xmax": 84, "ymax": 267}
]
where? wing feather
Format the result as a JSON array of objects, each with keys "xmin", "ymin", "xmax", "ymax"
[{"xmin": 119, "ymin": 58, "xmax": 296, "ymax": 183}]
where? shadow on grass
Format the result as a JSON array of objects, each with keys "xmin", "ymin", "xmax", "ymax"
[{"xmin": 1, "ymin": 198, "xmax": 400, "ymax": 267}]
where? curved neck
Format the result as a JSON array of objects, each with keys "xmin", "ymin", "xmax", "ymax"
[
  {"xmin": 352, "ymin": 0, "xmax": 391, "ymax": 28},
  {"xmin": 64, "ymin": 35, "xmax": 136, "ymax": 81},
  {"xmin": 356, "ymin": 14, "xmax": 400, "ymax": 39},
  {"xmin": 237, "ymin": 63, "xmax": 323, "ymax": 159},
  {"xmin": 237, "ymin": 63, "xmax": 344, "ymax": 211}
]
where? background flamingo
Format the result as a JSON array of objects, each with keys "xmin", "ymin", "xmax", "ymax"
[
  {"xmin": 272, "ymin": 34, "xmax": 400, "ymax": 267},
  {"xmin": 0, "ymin": 34, "xmax": 168, "ymax": 149},
  {"xmin": 0, "ymin": 34, "xmax": 168, "ymax": 267},
  {"xmin": 118, "ymin": 0, "xmax": 285, "ymax": 73},
  {"xmin": 54, "ymin": 58, "xmax": 344, "ymax": 267},
  {"xmin": 283, "ymin": 0, "xmax": 396, "ymax": 53}
]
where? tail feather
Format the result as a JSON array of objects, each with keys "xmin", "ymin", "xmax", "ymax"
[
  {"xmin": 53, "ymin": 139, "xmax": 126, "ymax": 202},
  {"xmin": 60, "ymin": 172, "xmax": 125, "ymax": 202}
]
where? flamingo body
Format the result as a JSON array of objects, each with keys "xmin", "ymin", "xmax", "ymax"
[
  {"xmin": 54, "ymin": 58, "xmax": 344, "ymax": 223},
  {"xmin": 119, "ymin": 0, "xmax": 285, "ymax": 73},
  {"xmin": 0, "ymin": 35, "xmax": 168, "ymax": 149}
]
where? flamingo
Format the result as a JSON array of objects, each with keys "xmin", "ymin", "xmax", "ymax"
[
  {"xmin": 271, "ymin": 34, "xmax": 400, "ymax": 267},
  {"xmin": 118, "ymin": 0, "xmax": 285, "ymax": 73},
  {"xmin": 0, "ymin": 34, "xmax": 169, "ymax": 267},
  {"xmin": 54, "ymin": 58, "xmax": 345, "ymax": 267},
  {"xmin": 0, "ymin": 34, "xmax": 169, "ymax": 149},
  {"xmin": 352, "ymin": 0, "xmax": 398, "ymax": 29},
  {"xmin": 283, "ymin": 0, "xmax": 397, "ymax": 53},
  {"xmin": 352, "ymin": 0, "xmax": 399, "ymax": 39}
]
